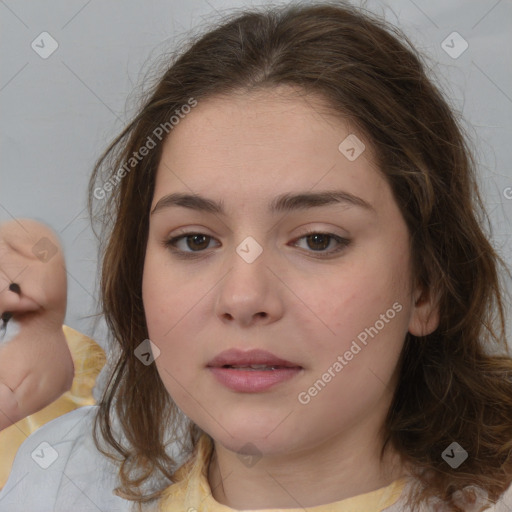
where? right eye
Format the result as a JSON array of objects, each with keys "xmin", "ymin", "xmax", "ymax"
[{"xmin": 164, "ymin": 232, "xmax": 220, "ymax": 258}]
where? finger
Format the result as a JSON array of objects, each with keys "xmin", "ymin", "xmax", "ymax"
[
  {"xmin": 0, "ymin": 218, "xmax": 66, "ymax": 313},
  {"xmin": 0, "ymin": 283, "xmax": 41, "ymax": 313}
]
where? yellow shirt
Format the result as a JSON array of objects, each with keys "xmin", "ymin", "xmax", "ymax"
[{"xmin": 158, "ymin": 434, "xmax": 408, "ymax": 512}]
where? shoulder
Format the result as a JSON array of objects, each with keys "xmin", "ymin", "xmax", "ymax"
[
  {"xmin": 0, "ymin": 406, "xmax": 134, "ymax": 512},
  {"xmin": 381, "ymin": 477, "xmax": 512, "ymax": 512}
]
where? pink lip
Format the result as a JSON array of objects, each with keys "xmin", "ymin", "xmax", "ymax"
[
  {"xmin": 206, "ymin": 349, "xmax": 303, "ymax": 393},
  {"xmin": 207, "ymin": 348, "xmax": 301, "ymax": 368}
]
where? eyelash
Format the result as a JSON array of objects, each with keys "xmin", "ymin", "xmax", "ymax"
[{"xmin": 163, "ymin": 230, "xmax": 351, "ymax": 259}]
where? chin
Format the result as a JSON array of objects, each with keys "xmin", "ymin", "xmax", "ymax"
[{"xmin": 208, "ymin": 422, "xmax": 293, "ymax": 456}]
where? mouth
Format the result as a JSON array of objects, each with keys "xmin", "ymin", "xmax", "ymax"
[
  {"xmin": 218, "ymin": 364, "xmax": 293, "ymax": 370},
  {"xmin": 206, "ymin": 349, "xmax": 303, "ymax": 392},
  {"xmin": 206, "ymin": 348, "xmax": 302, "ymax": 370}
]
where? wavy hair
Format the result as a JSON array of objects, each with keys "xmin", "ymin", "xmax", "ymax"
[{"xmin": 87, "ymin": 2, "xmax": 512, "ymax": 510}]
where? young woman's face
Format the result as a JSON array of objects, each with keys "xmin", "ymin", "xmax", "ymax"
[{"xmin": 143, "ymin": 86, "xmax": 438, "ymax": 458}]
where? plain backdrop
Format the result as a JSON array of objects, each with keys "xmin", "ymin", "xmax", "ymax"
[{"xmin": 1, "ymin": 0, "xmax": 511, "ymax": 350}]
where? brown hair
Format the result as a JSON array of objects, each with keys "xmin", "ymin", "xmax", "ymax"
[{"xmin": 87, "ymin": 1, "xmax": 512, "ymax": 510}]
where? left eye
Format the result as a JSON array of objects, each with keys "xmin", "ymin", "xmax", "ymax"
[
  {"xmin": 164, "ymin": 231, "xmax": 350, "ymax": 258},
  {"xmin": 292, "ymin": 232, "xmax": 350, "ymax": 255}
]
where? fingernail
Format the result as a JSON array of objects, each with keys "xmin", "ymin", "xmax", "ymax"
[{"xmin": 9, "ymin": 283, "xmax": 21, "ymax": 294}]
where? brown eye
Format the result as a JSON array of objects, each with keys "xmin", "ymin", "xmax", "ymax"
[
  {"xmin": 183, "ymin": 234, "xmax": 211, "ymax": 251},
  {"xmin": 293, "ymin": 231, "xmax": 351, "ymax": 257},
  {"xmin": 304, "ymin": 233, "xmax": 331, "ymax": 251},
  {"xmin": 163, "ymin": 230, "xmax": 350, "ymax": 260},
  {"xmin": 164, "ymin": 232, "xmax": 219, "ymax": 258}
]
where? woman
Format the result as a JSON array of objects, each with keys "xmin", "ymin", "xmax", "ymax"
[{"xmin": 1, "ymin": 2, "xmax": 511, "ymax": 511}]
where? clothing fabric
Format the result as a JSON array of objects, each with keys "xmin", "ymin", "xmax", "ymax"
[
  {"xmin": 0, "ymin": 406, "xmax": 136, "ymax": 511},
  {"xmin": 0, "ymin": 325, "xmax": 106, "ymax": 489},
  {"xmin": 1, "ymin": 405, "xmax": 511, "ymax": 512}
]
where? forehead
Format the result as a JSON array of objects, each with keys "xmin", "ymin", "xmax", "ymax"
[{"xmin": 152, "ymin": 87, "xmax": 388, "ymax": 215}]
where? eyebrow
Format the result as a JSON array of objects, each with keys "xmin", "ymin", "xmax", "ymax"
[{"xmin": 150, "ymin": 190, "xmax": 376, "ymax": 216}]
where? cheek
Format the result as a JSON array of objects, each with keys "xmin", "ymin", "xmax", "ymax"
[
  {"xmin": 142, "ymin": 250, "xmax": 186, "ymax": 336},
  {"xmin": 142, "ymin": 264, "xmax": 164, "ymax": 336},
  {"xmin": 306, "ymin": 256, "xmax": 409, "ymax": 361},
  {"xmin": 142, "ymin": 254, "xmax": 201, "ymax": 374}
]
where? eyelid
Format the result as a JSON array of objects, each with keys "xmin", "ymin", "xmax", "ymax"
[
  {"xmin": 168, "ymin": 224, "xmax": 348, "ymax": 239},
  {"xmin": 293, "ymin": 224, "xmax": 348, "ymax": 239}
]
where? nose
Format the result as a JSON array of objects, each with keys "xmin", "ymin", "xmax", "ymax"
[{"xmin": 214, "ymin": 243, "xmax": 284, "ymax": 328}]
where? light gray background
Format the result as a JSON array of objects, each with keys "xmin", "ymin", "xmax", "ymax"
[{"xmin": 1, "ymin": 0, "xmax": 511, "ymax": 349}]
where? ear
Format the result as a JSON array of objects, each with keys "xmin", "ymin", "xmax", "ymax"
[{"xmin": 408, "ymin": 284, "xmax": 440, "ymax": 337}]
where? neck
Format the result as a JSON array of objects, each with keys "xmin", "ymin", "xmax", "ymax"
[{"xmin": 207, "ymin": 431, "xmax": 408, "ymax": 510}]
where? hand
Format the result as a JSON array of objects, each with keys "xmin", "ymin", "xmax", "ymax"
[{"xmin": 0, "ymin": 218, "xmax": 74, "ymax": 430}]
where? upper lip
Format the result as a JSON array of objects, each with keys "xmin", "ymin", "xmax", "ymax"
[{"xmin": 207, "ymin": 349, "xmax": 302, "ymax": 368}]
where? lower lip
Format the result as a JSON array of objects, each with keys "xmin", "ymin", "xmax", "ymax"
[{"xmin": 208, "ymin": 367, "xmax": 302, "ymax": 392}]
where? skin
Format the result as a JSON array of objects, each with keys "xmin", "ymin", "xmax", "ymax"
[
  {"xmin": 0, "ymin": 218, "xmax": 74, "ymax": 431},
  {"xmin": 142, "ymin": 86, "xmax": 440, "ymax": 509}
]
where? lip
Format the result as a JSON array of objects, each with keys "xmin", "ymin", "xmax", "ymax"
[
  {"xmin": 207, "ymin": 348, "xmax": 301, "ymax": 368},
  {"xmin": 206, "ymin": 349, "xmax": 303, "ymax": 393}
]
